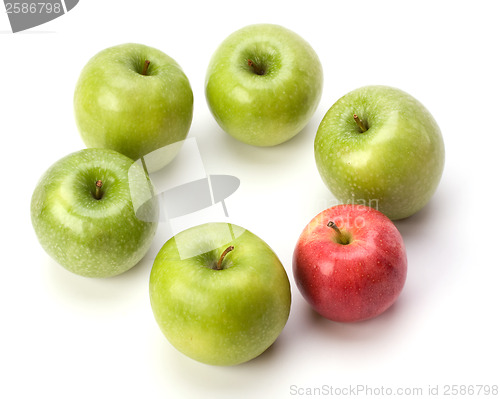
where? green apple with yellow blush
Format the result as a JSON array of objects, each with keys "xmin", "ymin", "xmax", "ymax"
[
  {"xmin": 149, "ymin": 222, "xmax": 291, "ymax": 366},
  {"xmin": 31, "ymin": 148, "xmax": 159, "ymax": 278},
  {"xmin": 205, "ymin": 24, "xmax": 323, "ymax": 146},
  {"xmin": 314, "ymin": 85, "xmax": 445, "ymax": 220},
  {"xmin": 74, "ymin": 43, "xmax": 194, "ymax": 172}
]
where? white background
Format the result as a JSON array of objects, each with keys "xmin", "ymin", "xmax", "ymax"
[{"xmin": 1, "ymin": 1, "xmax": 499, "ymax": 398}]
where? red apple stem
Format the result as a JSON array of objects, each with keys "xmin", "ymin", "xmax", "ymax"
[
  {"xmin": 141, "ymin": 60, "xmax": 151, "ymax": 76},
  {"xmin": 247, "ymin": 59, "xmax": 264, "ymax": 76},
  {"xmin": 353, "ymin": 114, "xmax": 367, "ymax": 133},
  {"xmin": 217, "ymin": 246, "xmax": 234, "ymax": 270},
  {"xmin": 95, "ymin": 180, "xmax": 103, "ymax": 200},
  {"xmin": 327, "ymin": 221, "xmax": 350, "ymax": 245},
  {"xmin": 327, "ymin": 221, "xmax": 341, "ymax": 234}
]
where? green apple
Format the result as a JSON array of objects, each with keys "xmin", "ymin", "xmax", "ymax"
[
  {"xmin": 205, "ymin": 24, "xmax": 323, "ymax": 146},
  {"xmin": 314, "ymin": 85, "xmax": 445, "ymax": 220},
  {"xmin": 149, "ymin": 223, "xmax": 291, "ymax": 366},
  {"xmin": 31, "ymin": 148, "xmax": 158, "ymax": 278},
  {"xmin": 74, "ymin": 43, "xmax": 194, "ymax": 172}
]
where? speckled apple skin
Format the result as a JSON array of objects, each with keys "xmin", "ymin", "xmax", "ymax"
[
  {"xmin": 150, "ymin": 223, "xmax": 291, "ymax": 366},
  {"xmin": 293, "ymin": 205, "xmax": 407, "ymax": 322},
  {"xmin": 315, "ymin": 85, "xmax": 445, "ymax": 220},
  {"xmin": 74, "ymin": 43, "xmax": 193, "ymax": 171},
  {"xmin": 205, "ymin": 24, "xmax": 323, "ymax": 146},
  {"xmin": 31, "ymin": 149, "xmax": 158, "ymax": 278}
]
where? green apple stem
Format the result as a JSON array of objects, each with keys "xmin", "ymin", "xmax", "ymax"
[
  {"xmin": 247, "ymin": 59, "xmax": 265, "ymax": 76},
  {"xmin": 327, "ymin": 221, "xmax": 350, "ymax": 245},
  {"xmin": 217, "ymin": 246, "xmax": 234, "ymax": 270},
  {"xmin": 141, "ymin": 60, "xmax": 151, "ymax": 76},
  {"xmin": 95, "ymin": 180, "xmax": 103, "ymax": 200},
  {"xmin": 353, "ymin": 114, "xmax": 367, "ymax": 133}
]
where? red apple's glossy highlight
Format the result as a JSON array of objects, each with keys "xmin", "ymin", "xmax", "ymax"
[{"xmin": 293, "ymin": 204, "xmax": 407, "ymax": 322}]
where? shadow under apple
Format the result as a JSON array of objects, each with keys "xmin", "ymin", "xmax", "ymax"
[
  {"xmin": 198, "ymin": 112, "xmax": 321, "ymax": 173},
  {"xmin": 393, "ymin": 174, "xmax": 462, "ymax": 305},
  {"xmin": 301, "ymin": 293, "xmax": 408, "ymax": 342},
  {"xmin": 42, "ymin": 247, "xmax": 154, "ymax": 311},
  {"xmin": 155, "ymin": 326, "xmax": 291, "ymax": 396}
]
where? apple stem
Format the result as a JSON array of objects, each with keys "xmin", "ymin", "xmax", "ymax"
[
  {"xmin": 95, "ymin": 180, "xmax": 103, "ymax": 200},
  {"xmin": 217, "ymin": 246, "xmax": 234, "ymax": 270},
  {"xmin": 247, "ymin": 59, "xmax": 265, "ymax": 76},
  {"xmin": 353, "ymin": 114, "xmax": 367, "ymax": 133},
  {"xmin": 327, "ymin": 221, "xmax": 350, "ymax": 245},
  {"xmin": 141, "ymin": 60, "xmax": 151, "ymax": 76}
]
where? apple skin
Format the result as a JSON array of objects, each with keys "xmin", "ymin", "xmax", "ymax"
[
  {"xmin": 31, "ymin": 148, "xmax": 158, "ymax": 278},
  {"xmin": 149, "ymin": 223, "xmax": 291, "ymax": 366},
  {"xmin": 205, "ymin": 24, "xmax": 323, "ymax": 146},
  {"xmin": 293, "ymin": 204, "xmax": 407, "ymax": 322},
  {"xmin": 74, "ymin": 43, "xmax": 193, "ymax": 172},
  {"xmin": 314, "ymin": 85, "xmax": 445, "ymax": 220}
]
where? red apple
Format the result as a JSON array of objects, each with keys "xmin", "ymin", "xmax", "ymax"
[{"xmin": 292, "ymin": 204, "xmax": 407, "ymax": 322}]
